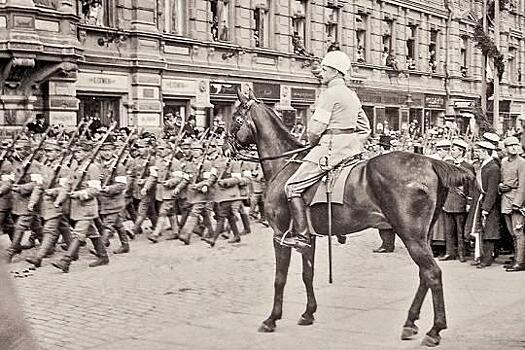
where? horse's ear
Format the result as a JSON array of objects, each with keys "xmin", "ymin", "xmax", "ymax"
[
  {"xmin": 248, "ymin": 89, "xmax": 261, "ymax": 102},
  {"xmin": 237, "ymin": 88, "xmax": 249, "ymax": 104}
]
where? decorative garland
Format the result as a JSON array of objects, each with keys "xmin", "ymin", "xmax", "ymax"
[{"xmin": 473, "ymin": 0, "xmax": 510, "ymax": 80}]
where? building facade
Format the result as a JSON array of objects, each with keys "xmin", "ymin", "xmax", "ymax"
[{"xmin": 0, "ymin": 0, "xmax": 524, "ymax": 133}]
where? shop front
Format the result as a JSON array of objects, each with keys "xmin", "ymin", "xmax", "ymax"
[
  {"xmin": 209, "ymin": 81, "xmax": 244, "ymax": 129},
  {"xmin": 423, "ymin": 94, "xmax": 446, "ymax": 131},
  {"xmin": 75, "ymin": 71, "xmax": 129, "ymax": 126},
  {"xmin": 290, "ymin": 87, "xmax": 316, "ymax": 129},
  {"xmin": 162, "ymin": 77, "xmax": 197, "ymax": 126}
]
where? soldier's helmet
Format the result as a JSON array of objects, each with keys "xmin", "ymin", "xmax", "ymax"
[
  {"xmin": 180, "ymin": 138, "xmax": 192, "ymax": 149},
  {"xmin": 43, "ymin": 139, "xmax": 62, "ymax": 152},
  {"xmin": 321, "ymin": 50, "xmax": 352, "ymax": 76}
]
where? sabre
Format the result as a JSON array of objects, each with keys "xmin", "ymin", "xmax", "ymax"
[{"xmin": 319, "ymin": 155, "xmax": 334, "ymax": 284}]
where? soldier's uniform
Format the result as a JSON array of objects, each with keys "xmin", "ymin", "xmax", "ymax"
[
  {"xmin": 177, "ymin": 141, "xmax": 218, "ymax": 245},
  {"xmin": 147, "ymin": 140, "xmax": 185, "ymax": 243},
  {"xmin": 203, "ymin": 155, "xmax": 248, "ymax": 246},
  {"xmin": 98, "ymin": 140, "xmax": 130, "ymax": 254},
  {"xmin": 52, "ymin": 140, "xmax": 107, "ymax": 273},
  {"xmin": 7, "ymin": 140, "xmax": 43, "ymax": 262},
  {"xmin": 129, "ymin": 140, "xmax": 158, "ymax": 235},
  {"xmin": 283, "ymin": 50, "xmax": 370, "ymax": 250},
  {"xmin": 25, "ymin": 140, "xmax": 72, "ymax": 267},
  {"xmin": 248, "ymin": 162, "xmax": 268, "ymax": 225},
  {"xmin": 0, "ymin": 149, "xmax": 15, "ymax": 240}
]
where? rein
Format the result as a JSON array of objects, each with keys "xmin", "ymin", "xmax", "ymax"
[{"xmin": 231, "ymin": 143, "xmax": 314, "ymax": 162}]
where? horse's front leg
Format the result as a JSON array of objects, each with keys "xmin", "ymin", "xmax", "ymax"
[
  {"xmin": 259, "ymin": 239, "xmax": 292, "ymax": 333},
  {"xmin": 298, "ymin": 236, "xmax": 316, "ymax": 326}
]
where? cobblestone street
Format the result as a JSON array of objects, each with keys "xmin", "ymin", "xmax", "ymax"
[{"xmin": 6, "ymin": 223, "xmax": 525, "ymax": 350}]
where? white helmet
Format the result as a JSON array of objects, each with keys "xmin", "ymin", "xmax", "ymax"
[{"xmin": 321, "ymin": 50, "xmax": 352, "ymax": 76}]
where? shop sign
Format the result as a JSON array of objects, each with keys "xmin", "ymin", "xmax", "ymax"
[
  {"xmin": 162, "ymin": 79, "xmax": 196, "ymax": 96},
  {"xmin": 425, "ymin": 94, "xmax": 446, "ymax": 109},
  {"xmin": 291, "ymin": 88, "xmax": 316, "ymax": 101},
  {"xmin": 77, "ymin": 72, "xmax": 128, "ymax": 92},
  {"xmin": 252, "ymin": 83, "xmax": 280, "ymax": 100},
  {"xmin": 210, "ymin": 82, "xmax": 242, "ymax": 96},
  {"xmin": 453, "ymin": 100, "xmax": 475, "ymax": 109}
]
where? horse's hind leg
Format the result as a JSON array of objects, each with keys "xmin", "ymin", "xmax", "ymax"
[
  {"xmin": 298, "ymin": 237, "xmax": 316, "ymax": 326},
  {"xmin": 259, "ymin": 240, "xmax": 292, "ymax": 333},
  {"xmin": 401, "ymin": 271, "xmax": 428, "ymax": 340},
  {"xmin": 404, "ymin": 239, "xmax": 447, "ymax": 347}
]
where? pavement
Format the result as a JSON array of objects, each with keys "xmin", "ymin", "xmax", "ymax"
[{"xmin": 5, "ymin": 222, "xmax": 525, "ymax": 350}]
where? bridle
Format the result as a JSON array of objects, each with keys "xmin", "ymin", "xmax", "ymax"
[{"xmin": 227, "ymin": 99, "xmax": 314, "ymax": 162}]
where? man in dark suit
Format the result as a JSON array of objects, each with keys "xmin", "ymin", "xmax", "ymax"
[
  {"xmin": 440, "ymin": 138, "xmax": 475, "ymax": 262},
  {"xmin": 465, "ymin": 141, "xmax": 501, "ymax": 268}
]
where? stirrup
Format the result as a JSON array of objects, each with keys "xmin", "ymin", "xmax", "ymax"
[{"xmin": 274, "ymin": 229, "xmax": 311, "ymax": 250}]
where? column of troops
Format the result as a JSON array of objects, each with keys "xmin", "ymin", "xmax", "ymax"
[
  {"xmin": 0, "ymin": 124, "xmax": 268, "ymax": 273},
  {"xmin": 367, "ymin": 132, "xmax": 525, "ymax": 272}
]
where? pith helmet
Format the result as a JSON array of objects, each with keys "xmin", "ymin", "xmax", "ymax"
[{"xmin": 321, "ymin": 50, "xmax": 352, "ymax": 76}]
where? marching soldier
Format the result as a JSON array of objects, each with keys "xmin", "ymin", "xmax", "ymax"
[
  {"xmin": 7, "ymin": 139, "xmax": 43, "ymax": 262},
  {"xmin": 248, "ymin": 161, "xmax": 268, "ymax": 226},
  {"xmin": 177, "ymin": 141, "xmax": 218, "ymax": 245},
  {"xmin": 52, "ymin": 140, "xmax": 107, "ymax": 273},
  {"xmin": 25, "ymin": 139, "xmax": 72, "ymax": 267},
  {"xmin": 147, "ymin": 140, "xmax": 184, "ymax": 243},
  {"xmin": 98, "ymin": 139, "xmax": 130, "ymax": 254},
  {"xmin": 129, "ymin": 139, "xmax": 158, "ymax": 236},
  {"xmin": 0, "ymin": 140, "xmax": 15, "ymax": 240}
]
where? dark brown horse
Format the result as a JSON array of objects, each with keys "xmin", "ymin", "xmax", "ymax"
[{"xmin": 230, "ymin": 89, "xmax": 473, "ymax": 347}]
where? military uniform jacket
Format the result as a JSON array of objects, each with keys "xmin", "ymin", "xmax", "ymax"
[
  {"xmin": 148, "ymin": 157, "xmax": 185, "ymax": 201},
  {"xmin": 11, "ymin": 158, "xmax": 41, "ymax": 216},
  {"xmin": 185, "ymin": 158, "xmax": 217, "ymax": 204},
  {"xmin": 69, "ymin": 160, "xmax": 102, "ymax": 221},
  {"xmin": 247, "ymin": 163, "xmax": 265, "ymax": 194},
  {"xmin": 0, "ymin": 160, "xmax": 14, "ymax": 211},
  {"xmin": 99, "ymin": 159, "xmax": 127, "ymax": 215},
  {"xmin": 213, "ymin": 157, "xmax": 248, "ymax": 203},
  {"xmin": 28, "ymin": 161, "xmax": 71, "ymax": 220},
  {"xmin": 443, "ymin": 159, "xmax": 475, "ymax": 213},
  {"xmin": 500, "ymin": 155, "xmax": 525, "ymax": 214},
  {"xmin": 305, "ymin": 78, "xmax": 370, "ymax": 166}
]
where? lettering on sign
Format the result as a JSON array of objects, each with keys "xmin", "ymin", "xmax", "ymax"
[
  {"xmin": 77, "ymin": 72, "xmax": 129, "ymax": 92},
  {"xmin": 425, "ymin": 94, "xmax": 446, "ymax": 109},
  {"xmin": 14, "ymin": 16, "xmax": 34, "ymax": 28},
  {"xmin": 291, "ymin": 88, "xmax": 316, "ymax": 101},
  {"xmin": 50, "ymin": 112, "xmax": 76, "ymax": 126},
  {"xmin": 162, "ymin": 79, "xmax": 196, "ymax": 95},
  {"xmin": 210, "ymin": 82, "xmax": 242, "ymax": 96},
  {"xmin": 253, "ymin": 83, "xmax": 280, "ymax": 100},
  {"xmin": 137, "ymin": 114, "xmax": 160, "ymax": 127}
]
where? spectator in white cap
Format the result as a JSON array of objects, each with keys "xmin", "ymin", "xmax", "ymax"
[
  {"xmin": 500, "ymin": 136, "xmax": 525, "ymax": 272},
  {"xmin": 429, "ymin": 139, "xmax": 451, "ymax": 160},
  {"xmin": 482, "ymin": 132, "xmax": 502, "ymax": 161},
  {"xmin": 441, "ymin": 138, "xmax": 475, "ymax": 262},
  {"xmin": 465, "ymin": 140, "xmax": 501, "ymax": 268}
]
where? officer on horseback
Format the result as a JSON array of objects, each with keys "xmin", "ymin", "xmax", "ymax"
[{"xmin": 282, "ymin": 50, "xmax": 371, "ymax": 251}]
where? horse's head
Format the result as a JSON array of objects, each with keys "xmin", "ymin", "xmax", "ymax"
[{"xmin": 229, "ymin": 88, "xmax": 260, "ymax": 148}]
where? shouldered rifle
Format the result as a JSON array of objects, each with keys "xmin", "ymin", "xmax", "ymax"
[
  {"xmin": 15, "ymin": 127, "xmax": 52, "ymax": 185},
  {"xmin": 191, "ymin": 130, "xmax": 217, "ymax": 185},
  {"xmin": 70, "ymin": 121, "xmax": 117, "ymax": 192},
  {"xmin": 104, "ymin": 127, "xmax": 138, "ymax": 187},
  {"xmin": 0, "ymin": 118, "xmax": 32, "ymax": 170},
  {"xmin": 46, "ymin": 122, "xmax": 86, "ymax": 190}
]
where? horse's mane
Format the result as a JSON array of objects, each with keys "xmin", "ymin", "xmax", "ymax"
[{"xmin": 257, "ymin": 102, "xmax": 304, "ymax": 149}]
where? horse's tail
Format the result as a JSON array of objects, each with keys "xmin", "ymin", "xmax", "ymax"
[{"xmin": 430, "ymin": 159, "xmax": 474, "ymax": 188}]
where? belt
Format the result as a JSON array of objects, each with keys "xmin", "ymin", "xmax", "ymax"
[{"xmin": 324, "ymin": 128, "xmax": 355, "ymax": 135}]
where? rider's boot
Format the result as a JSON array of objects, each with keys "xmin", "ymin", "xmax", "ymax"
[{"xmin": 277, "ymin": 197, "xmax": 311, "ymax": 251}]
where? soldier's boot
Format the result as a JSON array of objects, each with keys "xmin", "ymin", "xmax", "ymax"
[
  {"xmin": 277, "ymin": 197, "xmax": 311, "ymax": 252},
  {"xmin": 258, "ymin": 200, "xmax": 269, "ymax": 226},
  {"xmin": 202, "ymin": 212, "xmax": 214, "ymax": 239},
  {"xmin": 165, "ymin": 216, "xmax": 180, "ymax": 240},
  {"xmin": 20, "ymin": 232, "xmax": 38, "ymax": 250},
  {"xmin": 178, "ymin": 216, "xmax": 199, "ymax": 245},
  {"xmin": 506, "ymin": 235, "xmax": 525, "ymax": 271},
  {"xmin": 131, "ymin": 216, "xmax": 145, "ymax": 235},
  {"xmin": 52, "ymin": 239, "xmax": 81, "ymax": 273},
  {"xmin": 239, "ymin": 213, "xmax": 251, "ymax": 236},
  {"xmin": 6, "ymin": 228, "xmax": 24, "ymax": 263},
  {"xmin": 101, "ymin": 228, "xmax": 112, "ymax": 247},
  {"xmin": 227, "ymin": 216, "xmax": 241, "ymax": 244},
  {"xmin": 179, "ymin": 211, "xmax": 189, "ymax": 229},
  {"xmin": 114, "ymin": 227, "xmax": 130, "ymax": 254},
  {"xmin": 89, "ymin": 238, "xmax": 109, "ymax": 268},
  {"xmin": 202, "ymin": 218, "xmax": 225, "ymax": 247},
  {"xmin": 148, "ymin": 216, "xmax": 167, "ymax": 243},
  {"xmin": 26, "ymin": 234, "xmax": 57, "ymax": 268},
  {"xmin": 458, "ymin": 237, "xmax": 466, "ymax": 263}
]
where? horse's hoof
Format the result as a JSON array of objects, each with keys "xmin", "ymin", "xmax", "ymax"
[
  {"xmin": 400, "ymin": 325, "xmax": 419, "ymax": 340},
  {"xmin": 297, "ymin": 315, "xmax": 314, "ymax": 326},
  {"xmin": 258, "ymin": 322, "xmax": 275, "ymax": 333},
  {"xmin": 420, "ymin": 334, "xmax": 441, "ymax": 347}
]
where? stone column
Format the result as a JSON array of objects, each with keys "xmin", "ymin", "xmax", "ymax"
[{"xmin": 131, "ymin": 72, "xmax": 162, "ymax": 128}]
